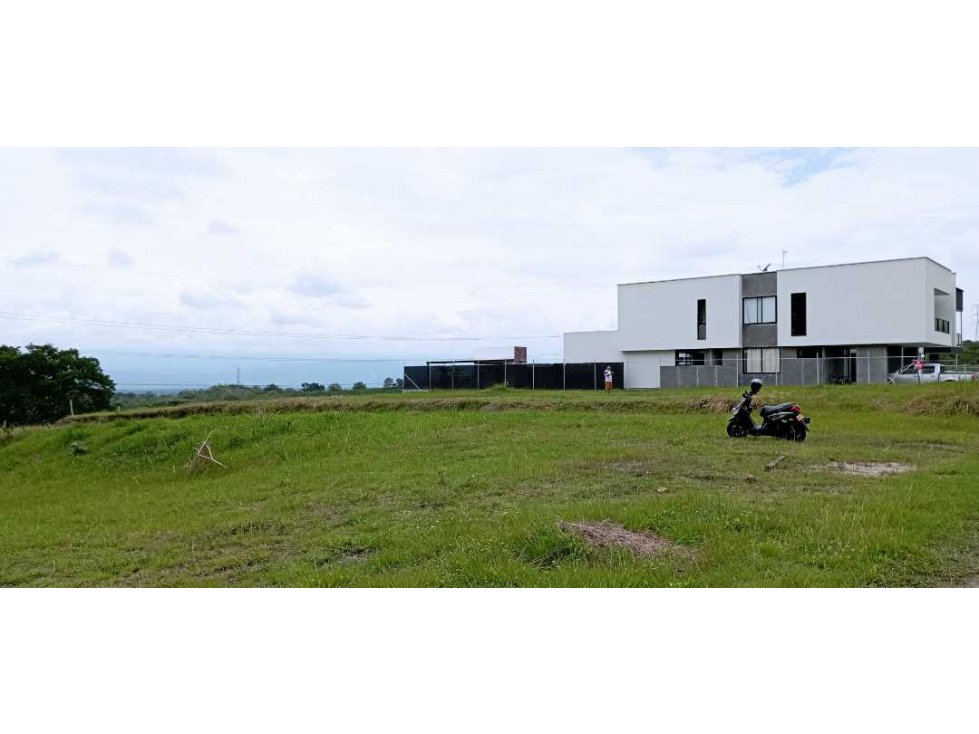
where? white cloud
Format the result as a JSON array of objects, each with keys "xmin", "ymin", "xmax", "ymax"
[
  {"xmin": 206, "ymin": 219, "xmax": 238, "ymax": 236},
  {"xmin": 107, "ymin": 248, "xmax": 134, "ymax": 269},
  {"xmin": 8, "ymin": 248, "xmax": 59, "ymax": 267}
]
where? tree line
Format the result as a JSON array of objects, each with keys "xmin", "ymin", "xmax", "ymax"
[{"xmin": 1, "ymin": 343, "xmax": 405, "ymax": 425}]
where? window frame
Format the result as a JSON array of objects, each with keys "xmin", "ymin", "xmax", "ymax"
[
  {"xmin": 790, "ymin": 292, "xmax": 807, "ymax": 336},
  {"xmin": 696, "ymin": 298, "xmax": 707, "ymax": 340},
  {"xmin": 743, "ymin": 296, "xmax": 777, "ymax": 325},
  {"xmin": 743, "ymin": 347, "xmax": 781, "ymax": 374}
]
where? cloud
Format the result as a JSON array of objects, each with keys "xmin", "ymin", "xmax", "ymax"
[
  {"xmin": 107, "ymin": 248, "xmax": 134, "ymax": 269},
  {"xmin": 290, "ymin": 274, "xmax": 345, "ymax": 298},
  {"xmin": 82, "ymin": 204, "xmax": 153, "ymax": 225},
  {"xmin": 8, "ymin": 248, "xmax": 59, "ymax": 267},
  {"xmin": 179, "ymin": 289, "xmax": 245, "ymax": 310},
  {"xmin": 207, "ymin": 219, "xmax": 238, "ymax": 236},
  {"xmin": 334, "ymin": 295, "xmax": 371, "ymax": 309}
]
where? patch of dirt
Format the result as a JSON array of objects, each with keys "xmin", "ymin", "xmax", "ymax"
[
  {"xmin": 964, "ymin": 575, "xmax": 979, "ymax": 588},
  {"xmin": 824, "ymin": 462, "xmax": 915, "ymax": 477},
  {"xmin": 305, "ymin": 502, "xmax": 341, "ymax": 522},
  {"xmin": 559, "ymin": 520, "xmax": 688, "ymax": 558}
]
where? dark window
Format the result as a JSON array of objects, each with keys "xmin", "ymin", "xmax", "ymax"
[
  {"xmin": 791, "ymin": 293, "xmax": 807, "ymax": 336},
  {"xmin": 935, "ymin": 318, "xmax": 950, "ymax": 334},
  {"xmin": 676, "ymin": 351, "xmax": 706, "ymax": 366},
  {"xmin": 697, "ymin": 299, "xmax": 707, "ymax": 340}
]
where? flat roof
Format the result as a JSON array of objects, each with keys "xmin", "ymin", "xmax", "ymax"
[{"xmin": 618, "ymin": 256, "xmax": 953, "ymax": 287}]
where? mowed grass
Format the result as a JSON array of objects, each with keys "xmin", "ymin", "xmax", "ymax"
[{"xmin": 1, "ymin": 384, "xmax": 978, "ymax": 587}]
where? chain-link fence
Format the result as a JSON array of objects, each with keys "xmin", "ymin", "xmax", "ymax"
[{"xmin": 404, "ymin": 357, "xmax": 979, "ymax": 390}]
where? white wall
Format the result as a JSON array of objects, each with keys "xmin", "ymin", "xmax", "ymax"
[
  {"xmin": 563, "ymin": 330, "xmax": 624, "ymax": 363},
  {"xmin": 925, "ymin": 258, "xmax": 958, "ymax": 344},
  {"xmin": 777, "ymin": 258, "xmax": 955, "ymax": 347},
  {"xmin": 617, "ymin": 274, "xmax": 742, "ymax": 351},
  {"xmin": 624, "ymin": 350, "xmax": 675, "ymax": 388}
]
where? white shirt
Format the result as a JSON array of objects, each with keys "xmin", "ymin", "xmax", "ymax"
[{"xmin": 604, "ymin": 368, "xmax": 613, "ymax": 382}]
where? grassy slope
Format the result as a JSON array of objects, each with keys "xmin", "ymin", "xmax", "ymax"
[{"xmin": 1, "ymin": 384, "xmax": 978, "ymax": 587}]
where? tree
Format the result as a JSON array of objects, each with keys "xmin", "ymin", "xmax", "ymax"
[
  {"xmin": 327, "ymin": 383, "xmax": 343, "ymax": 394},
  {"xmin": 300, "ymin": 382, "xmax": 325, "ymax": 392},
  {"xmin": 262, "ymin": 383, "xmax": 283, "ymax": 393},
  {"xmin": 396, "ymin": 378, "xmax": 404, "ymax": 389},
  {"xmin": 352, "ymin": 381, "xmax": 367, "ymax": 391},
  {"xmin": 0, "ymin": 344, "xmax": 116, "ymax": 425},
  {"xmin": 383, "ymin": 377, "xmax": 395, "ymax": 389},
  {"xmin": 959, "ymin": 340, "xmax": 979, "ymax": 365}
]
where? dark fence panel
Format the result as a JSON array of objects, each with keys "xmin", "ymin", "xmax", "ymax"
[{"xmin": 404, "ymin": 362, "xmax": 624, "ymax": 391}]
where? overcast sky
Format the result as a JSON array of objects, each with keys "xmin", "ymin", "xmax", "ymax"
[{"xmin": 1, "ymin": 148, "xmax": 977, "ymax": 388}]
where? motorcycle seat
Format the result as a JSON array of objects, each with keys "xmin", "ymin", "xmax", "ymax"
[{"xmin": 760, "ymin": 402, "xmax": 796, "ymax": 417}]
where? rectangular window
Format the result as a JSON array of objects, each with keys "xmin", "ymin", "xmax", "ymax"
[
  {"xmin": 676, "ymin": 350, "xmax": 706, "ymax": 366},
  {"xmin": 743, "ymin": 296, "xmax": 777, "ymax": 324},
  {"xmin": 743, "ymin": 348, "xmax": 780, "ymax": 374},
  {"xmin": 791, "ymin": 292, "xmax": 807, "ymax": 336},
  {"xmin": 697, "ymin": 299, "xmax": 706, "ymax": 340}
]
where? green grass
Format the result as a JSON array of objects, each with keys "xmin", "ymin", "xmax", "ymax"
[{"xmin": 1, "ymin": 384, "xmax": 978, "ymax": 586}]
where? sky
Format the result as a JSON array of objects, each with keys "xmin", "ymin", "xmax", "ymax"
[{"xmin": 1, "ymin": 147, "xmax": 977, "ymax": 390}]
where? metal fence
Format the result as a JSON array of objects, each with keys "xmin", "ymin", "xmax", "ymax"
[
  {"xmin": 652, "ymin": 356, "xmax": 979, "ymax": 388},
  {"xmin": 403, "ymin": 357, "xmax": 979, "ymax": 390},
  {"xmin": 403, "ymin": 362, "xmax": 624, "ymax": 391}
]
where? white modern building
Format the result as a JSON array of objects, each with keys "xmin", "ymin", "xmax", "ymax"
[{"xmin": 564, "ymin": 257, "xmax": 964, "ymax": 388}]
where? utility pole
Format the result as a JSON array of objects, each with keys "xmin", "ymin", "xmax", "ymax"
[
  {"xmin": 782, "ymin": 250, "xmax": 787, "ymax": 269},
  {"xmin": 972, "ymin": 304, "xmax": 978, "ymax": 341}
]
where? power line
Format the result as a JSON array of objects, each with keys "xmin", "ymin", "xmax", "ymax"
[
  {"xmin": 89, "ymin": 349, "xmax": 567, "ymax": 362},
  {"xmin": 0, "ymin": 311, "xmax": 562, "ymax": 341},
  {"xmin": 93, "ymin": 350, "xmax": 415, "ymax": 362}
]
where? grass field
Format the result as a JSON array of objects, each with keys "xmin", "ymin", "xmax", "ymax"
[{"xmin": 1, "ymin": 384, "xmax": 978, "ymax": 587}]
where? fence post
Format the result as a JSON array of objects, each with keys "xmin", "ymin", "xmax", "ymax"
[
  {"xmin": 594, "ymin": 362, "xmax": 597, "ymax": 391},
  {"xmin": 563, "ymin": 360, "xmax": 566, "ymax": 391},
  {"xmin": 532, "ymin": 360, "xmax": 535, "ymax": 390},
  {"xmin": 504, "ymin": 359, "xmax": 507, "ymax": 387},
  {"xmin": 428, "ymin": 363, "xmax": 432, "ymax": 390},
  {"xmin": 451, "ymin": 361, "xmax": 455, "ymax": 391}
]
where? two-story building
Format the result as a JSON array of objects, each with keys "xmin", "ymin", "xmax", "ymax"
[{"xmin": 564, "ymin": 257, "xmax": 964, "ymax": 388}]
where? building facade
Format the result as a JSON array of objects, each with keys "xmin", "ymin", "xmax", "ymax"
[{"xmin": 564, "ymin": 257, "xmax": 964, "ymax": 388}]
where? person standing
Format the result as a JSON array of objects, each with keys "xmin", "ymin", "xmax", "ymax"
[{"xmin": 604, "ymin": 365, "xmax": 613, "ymax": 393}]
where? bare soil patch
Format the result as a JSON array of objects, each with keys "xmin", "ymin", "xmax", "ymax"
[
  {"xmin": 824, "ymin": 461, "xmax": 915, "ymax": 477},
  {"xmin": 559, "ymin": 520, "xmax": 687, "ymax": 558}
]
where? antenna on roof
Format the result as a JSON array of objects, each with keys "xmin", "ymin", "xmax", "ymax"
[{"xmin": 758, "ymin": 263, "xmax": 771, "ymax": 272}]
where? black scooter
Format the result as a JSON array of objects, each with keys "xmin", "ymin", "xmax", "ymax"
[{"xmin": 726, "ymin": 379, "xmax": 810, "ymax": 442}]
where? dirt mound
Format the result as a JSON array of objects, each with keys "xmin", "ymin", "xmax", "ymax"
[
  {"xmin": 559, "ymin": 520, "xmax": 684, "ymax": 557},
  {"xmin": 824, "ymin": 461, "xmax": 914, "ymax": 477}
]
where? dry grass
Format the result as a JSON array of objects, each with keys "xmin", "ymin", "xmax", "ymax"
[{"xmin": 559, "ymin": 520, "xmax": 688, "ymax": 558}]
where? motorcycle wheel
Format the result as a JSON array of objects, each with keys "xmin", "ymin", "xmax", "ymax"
[
  {"xmin": 726, "ymin": 423, "xmax": 746, "ymax": 438},
  {"xmin": 781, "ymin": 423, "xmax": 807, "ymax": 442}
]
